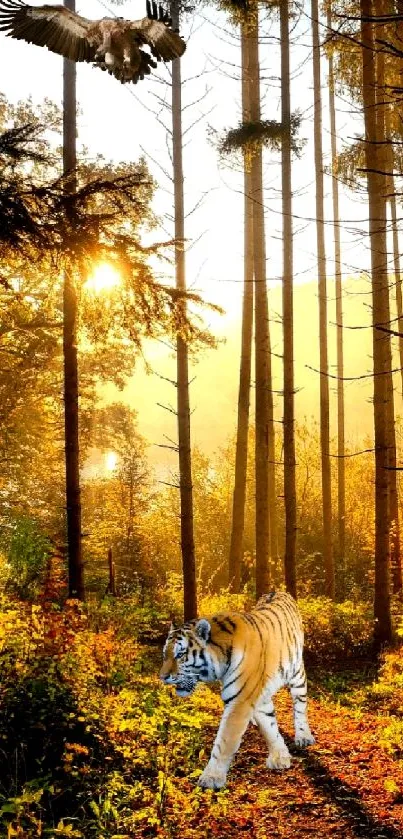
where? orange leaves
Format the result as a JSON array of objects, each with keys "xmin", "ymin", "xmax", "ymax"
[
  {"xmin": 3, "ymin": 592, "xmax": 403, "ymax": 839},
  {"xmin": 287, "ymin": 692, "xmax": 403, "ymax": 835},
  {"xmin": 39, "ymin": 555, "xmax": 67, "ymax": 605}
]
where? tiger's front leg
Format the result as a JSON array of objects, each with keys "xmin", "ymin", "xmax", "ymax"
[{"xmin": 198, "ymin": 702, "xmax": 252, "ymax": 790}]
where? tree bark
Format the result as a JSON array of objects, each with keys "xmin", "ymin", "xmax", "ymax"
[
  {"xmin": 280, "ymin": 0, "xmax": 297, "ymax": 599},
  {"xmin": 63, "ymin": 0, "xmax": 84, "ymax": 600},
  {"xmin": 249, "ymin": 12, "xmax": 271, "ymax": 599},
  {"xmin": 386, "ymin": 373, "xmax": 401, "ymax": 594},
  {"xmin": 389, "ymin": 192, "xmax": 403, "ymax": 592},
  {"xmin": 266, "ymin": 271, "xmax": 279, "ymax": 575},
  {"xmin": 361, "ymin": 0, "xmax": 392, "ymax": 645},
  {"xmin": 380, "ymin": 41, "xmax": 402, "ymax": 596},
  {"xmin": 228, "ymin": 24, "xmax": 254, "ymax": 593},
  {"xmin": 311, "ymin": 0, "xmax": 335, "ymax": 599},
  {"xmin": 390, "ymin": 191, "xmax": 403, "ymax": 402},
  {"xmin": 327, "ymin": 6, "xmax": 345, "ymax": 599},
  {"xmin": 171, "ymin": 0, "xmax": 197, "ymax": 621},
  {"xmin": 107, "ymin": 546, "xmax": 117, "ymax": 596},
  {"xmin": 385, "ymin": 104, "xmax": 403, "ymax": 404}
]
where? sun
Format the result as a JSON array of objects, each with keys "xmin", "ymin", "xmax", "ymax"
[
  {"xmin": 105, "ymin": 451, "xmax": 118, "ymax": 472},
  {"xmin": 85, "ymin": 263, "xmax": 121, "ymax": 294}
]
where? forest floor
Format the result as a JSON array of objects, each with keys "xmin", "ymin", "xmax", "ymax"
[
  {"xmin": 156, "ymin": 666, "xmax": 403, "ymax": 839},
  {"xmin": 2, "ymin": 601, "xmax": 403, "ymax": 838}
]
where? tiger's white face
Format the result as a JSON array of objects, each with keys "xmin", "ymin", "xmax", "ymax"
[{"xmin": 159, "ymin": 620, "xmax": 212, "ymax": 697}]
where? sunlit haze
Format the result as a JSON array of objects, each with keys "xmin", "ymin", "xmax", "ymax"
[
  {"xmin": 105, "ymin": 451, "xmax": 118, "ymax": 472},
  {"xmin": 0, "ymin": 0, "xmax": 391, "ymax": 468},
  {"xmin": 85, "ymin": 263, "xmax": 121, "ymax": 294}
]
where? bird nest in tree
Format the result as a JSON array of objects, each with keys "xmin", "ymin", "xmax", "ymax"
[
  {"xmin": 217, "ymin": 0, "xmax": 279, "ymax": 25},
  {"xmin": 212, "ymin": 116, "xmax": 304, "ymax": 167}
]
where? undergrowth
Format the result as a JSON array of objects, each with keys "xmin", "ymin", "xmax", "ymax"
[{"xmin": 0, "ymin": 588, "xmax": 400, "ymax": 836}]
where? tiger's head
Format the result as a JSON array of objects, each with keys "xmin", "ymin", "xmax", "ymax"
[{"xmin": 160, "ymin": 619, "xmax": 212, "ymax": 697}]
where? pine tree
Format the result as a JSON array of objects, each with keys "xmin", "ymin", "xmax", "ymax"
[
  {"xmin": 171, "ymin": 0, "xmax": 197, "ymax": 620},
  {"xmin": 361, "ymin": 0, "xmax": 392, "ymax": 644},
  {"xmin": 281, "ymin": 0, "xmax": 297, "ymax": 598},
  {"xmin": 228, "ymin": 22, "xmax": 254, "ymax": 593},
  {"xmin": 311, "ymin": 0, "xmax": 334, "ymax": 598},
  {"xmin": 327, "ymin": 4, "xmax": 345, "ymax": 595},
  {"xmin": 248, "ymin": 10, "xmax": 271, "ymax": 598}
]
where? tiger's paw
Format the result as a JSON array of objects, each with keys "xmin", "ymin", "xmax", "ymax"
[
  {"xmin": 295, "ymin": 729, "xmax": 315, "ymax": 748},
  {"xmin": 197, "ymin": 766, "xmax": 227, "ymax": 790},
  {"xmin": 266, "ymin": 748, "xmax": 291, "ymax": 771}
]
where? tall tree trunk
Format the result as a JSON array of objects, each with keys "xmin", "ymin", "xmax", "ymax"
[
  {"xmin": 387, "ymin": 373, "xmax": 401, "ymax": 593},
  {"xmin": 63, "ymin": 0, "xmax": 84, "ymax": 599},
  {"xmin": 389, "ymin": 193, "xmax": 403, "ymax": 591},
  {"xmin": 381, "ymin": 53, "xmax": 402, "ymax": 595},
  {"xmin": 280, "ymin": 0, "xmax": 297, "ymax": 598},
  {"xmin": 171, "ymin": 0, "xmax": 197, "ymax": 621},
  {"xmin": 249, "ymin": 10, "xmax": 271, "ymax": 599},
  {"xmin": 228, "ymin": 24, "xmax": 254, "ymax": 593},
  {"xmin": 361, "ymin": 0, "xmax": 392, "ymax": 645},
  {"xmin": 311, "ymin": 0, "xmax": 335, "ymax": 599},
  {"xmin": 327, "ymin": 6, "xmax": 345, "ymax": 599},
  {"xmin": 107, "ymin": 547, "xmax": 117, "ymax": 596},
  {"xmin": 390, "ymin": 191, "xmax": 403, "ymax": 401},
  {"xmin": 386, "ymin": 104, "xmax": 403, "ymax": 402},
  {"xmin": 390, "ymin": 205, "xmax": 403, "ymax": 593},
  {"xmin": 266, "ymin": 268, "xmax": 279, "ymax": 575}
]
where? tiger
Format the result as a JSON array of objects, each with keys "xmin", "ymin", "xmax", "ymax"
[{"xmin": 160, "ymin": 590, "xmax": 315, "ymax": 790}]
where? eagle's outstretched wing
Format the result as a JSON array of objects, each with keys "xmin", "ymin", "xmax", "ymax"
[
  {"xmin": 133, "ymin": 0, "xmax": 185, "ymax": 62},
  {"xmin": 0, "ymin": 0, "xmax": 186, "ymax": 83},
  {"xmin": 135, "ymin": 18, "xmax": 185, "ymax": 61},
  {"xmin": 0, "ymin": 0, "xmax": 95, "ymax": 61}
]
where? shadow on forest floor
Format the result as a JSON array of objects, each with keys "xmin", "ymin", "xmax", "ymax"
[{"xmin": 291, "ymin": 743, "xmax": 402, "ymax": 839}]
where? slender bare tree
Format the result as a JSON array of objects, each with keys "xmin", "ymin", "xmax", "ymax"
[
  {"xmin": 266, "ymin": 247, "xmax": 279, "ymax": 575},
  {"xmin": 281, "ymin": 0, "xmax": 297, "ymax": 598},
  {"xmin": 171, "ymin": 0, "xmax": 197, "ymax": 621},
  {"xmin": 390, "ymin": 187, "xmax": 403, "ymax": 403},
  {"xmin": 377, "ymin": 20, "xmax": 401, "ymax": 597},
  {"xmin": 361, "ymin": 0, "xmax": 392, "ymax": 644},
  {"xmin": 385, "ymin": 106, "xmax": 403, "ymax": 404},
  {"xmin": 327, "ymin": 5, "xmax": 345, "ymax": 596},
  {"xmin": 228, "ymin": 23, "xmax": 254, "ymax": 593},
  {"xmin": 311, "ymin": 0, "xmax": 335, "ymax": 598},
  {"xmin": 248, "ymin": 8, "xmax": 271, "ymax": 598},
  {"xmin": 63, "ymin": 0, "xmax": 84, "ymax": 599}
]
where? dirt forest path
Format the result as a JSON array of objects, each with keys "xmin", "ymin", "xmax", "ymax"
[{"xmin": 159, "ymin": 691, "xmax": 403, "ymax": 839}]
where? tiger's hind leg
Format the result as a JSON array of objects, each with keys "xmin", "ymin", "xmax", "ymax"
[
  {"xmin": 253, "ymin": 699, "xmax": 292, "ymax": 770},
  {"xmin": 288, "ymin": 662, "xmax": 315, "ymax": 748}
]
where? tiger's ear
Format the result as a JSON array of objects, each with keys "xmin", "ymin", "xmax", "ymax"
[
  {"xmin": 168, "ymin": 621, "xmax": 175, "ymax": 634},
  {"xmin": 195, "ymin": 618, "xmax": 211, "ymax": 642}
]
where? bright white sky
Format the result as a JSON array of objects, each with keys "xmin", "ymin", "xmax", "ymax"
[
  {"xmin": 0, "ymin": 0, "xmax": 373, "ymax": 306},
  {"xmin": 0, "ymin": 1, "xmax": 390, "ymax": 464}
]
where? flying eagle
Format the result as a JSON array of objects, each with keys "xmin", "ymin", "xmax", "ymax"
[{"xmin": 0, "ymin": 0, "xmax": 186, "ymax": 83}]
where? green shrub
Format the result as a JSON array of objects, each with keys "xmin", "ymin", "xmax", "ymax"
[
  {"xmin": 1, "ymin": 516, "xmax": 51, "ymax": 600},
  {"xmin": 299, "ymin": 597, "xmax": 373, "ymax": 662},
  {"xmin": 0, "ymin": 666, "xmax": 86, "ymax": 785}
]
